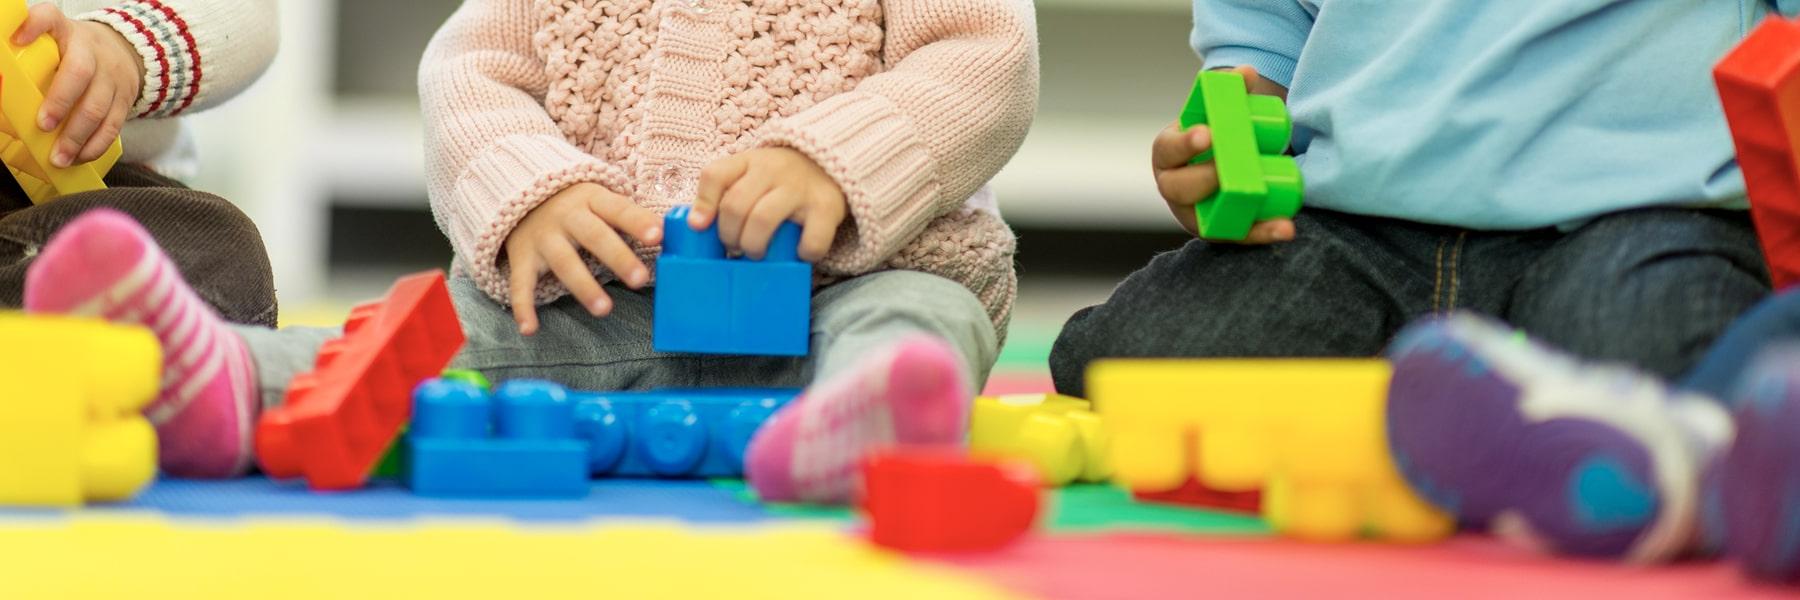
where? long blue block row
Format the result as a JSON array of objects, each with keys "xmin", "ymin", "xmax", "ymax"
[
  {"xmin": 404, "ymin": 379, "xmax": 799, "ymax": 498},
  {"xmin": 653, "ymin": 205, "xmax": 812, "ymax": 356}
]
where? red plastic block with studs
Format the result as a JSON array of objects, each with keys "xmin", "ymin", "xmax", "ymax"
[
  {"xmin": 1135, "ymin": 478, "xmax": 1262, "ymax": 514},
  {"xmin": 862, "ymin": 447, "xmax": 1040, "ymax": 553},
  {"xmin": 1716, "ymin": 17, "xmax": 1800, "ymax": 289},
  {"xmin": 256, "ymin": 271, "xmax": 465, "ymax": 490}
]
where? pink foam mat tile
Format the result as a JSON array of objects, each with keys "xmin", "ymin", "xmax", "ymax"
[{"xmin": 932, "ymin": 534, "xmax": 1795, "ymax": 600}]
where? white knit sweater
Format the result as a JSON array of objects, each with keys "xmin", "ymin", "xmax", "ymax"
[{"xmin": 42, "ymin": 0, "xmax": 277, "ymax": 178}]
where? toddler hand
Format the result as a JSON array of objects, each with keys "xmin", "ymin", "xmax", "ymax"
[
  {"xmin": 1153, "ymin": 65, "xmax": 1294, "ymax": 244},
  {"xmin": 13, "ymin": 4, "xmax": 145, "ymax": 168},
  {"xmin": 504, "ymin": 183, "xmax": 663, "ymax": 335},
  {"xmin": 689, "ymin": 148, "xmax": 846, "ymax": 262}
]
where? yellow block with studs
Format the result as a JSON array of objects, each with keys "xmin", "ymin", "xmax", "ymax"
[
  {"xmin": 0, "ymin": 0, "xmax": 121, "ymax": 204},
  {"xmin": 0, "ymin": 313, "xmax": 159, "ymax": 506},
  {"xmin": 1087, "ymin": 359, "xmax": 1452, "ymax": 543},
  {"xmin": 970, "ymin": 393, "xmax": 1110, "ymax": 486}
]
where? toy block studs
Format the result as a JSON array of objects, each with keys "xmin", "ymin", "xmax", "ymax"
[
  {"xmin": 862, "ymin": 447, "xmax": 1040, "ymax": 552},
  {"xmin": 257, "ymin": 271, "xmax": 465, "ymax": 491},
  {"xmin": 1715, "ymin": 17, "xmax": 1800, "ymax": 289},
  {"xmin": 0, "ymin": 0, "xmax": 121, "ymax": 204},
  {"xmin": 405, "ymin": 379, "xmax": 591, "ymax": 498},
  {"xmin": 1087, "ymin": 359, "xmax": 1453, "ymax": 543},
  {"xmin": 0, "ymin": 314, "xmax": 160, "ymax": 506},
  {"xmin": 572, "ymin": 388, "xmax": 798, "ymax": 478},
  {"xmin": 1179, "ymin": 70, "xmax": 1304, "ymax": 240},
  {"xmin": 969, "ymin": 394, "xmax": 1111, "ymax": 486},
  {"xmin": 653, "ymin": 205, "xmax": 812, "ymax": 356}
]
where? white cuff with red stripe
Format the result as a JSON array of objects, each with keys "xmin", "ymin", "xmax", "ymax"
[{"xmin": 80, "ymin": 0, "xmax": 202, "ymax": 119}]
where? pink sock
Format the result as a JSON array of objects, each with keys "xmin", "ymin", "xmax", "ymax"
[
  {"xmin": 746, "ymin": 334, "xmax": 972, "ymax": 504},
  {"xmin": 25, "ymin": 209, "xmax": 258, "ymax": 478}
]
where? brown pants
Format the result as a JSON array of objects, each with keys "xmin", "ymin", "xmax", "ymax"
[{"xmin": 0, "ymin": 164, "xmax": 277, "ymax": 327}]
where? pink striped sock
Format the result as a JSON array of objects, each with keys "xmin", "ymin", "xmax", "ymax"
[
  {"xmin": 746, "ymin": 334, "xmax": 972, "ymax": 504},
  {"xmin": 24, "ymin": 209, "xmax": 258, "ymax": 478}
]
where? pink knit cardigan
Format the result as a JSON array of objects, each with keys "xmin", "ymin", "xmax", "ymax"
[{"xmin": 419, "ymin": 0, "xmax": 1038, "ymax": 331}]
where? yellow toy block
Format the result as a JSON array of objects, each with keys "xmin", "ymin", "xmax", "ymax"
[
  {"xmin": 0, "ymin": 313, "xmax": 159, "ymax": 506},
  {"xmin": 1087, "ymin": 359, "xmax": 1453, "ymax": 543},
  {"xmin": 0, "ymin": 0, "xmax": 121, "ymax": 204},
  {"xmin": 970, "ymin": 393, "xmax": 1110, "ymax": 486}
]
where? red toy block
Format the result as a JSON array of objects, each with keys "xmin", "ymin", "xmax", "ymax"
[
  {"xmin": 256, "ymin": 271, "xmax": 465, "ymax": 490},
  {"xmin": 1716, "ymin": 17, "xmax": 1800, "ymax": 289},
  {"xmin": 861, "ymin": 447, "xmax": 1040, "ymax": 553},
  {"xmin": 1134, "ymin": 477, "xmax": 1262, "ymax": 514}
]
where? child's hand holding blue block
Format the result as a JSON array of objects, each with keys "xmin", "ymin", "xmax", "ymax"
[{"xmin": 653, "ymin": 205, "xmax": 812, "ymax": 356}]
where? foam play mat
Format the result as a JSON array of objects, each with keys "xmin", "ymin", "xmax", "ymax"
[{"xmin": 1, "ymin": 477, "xmax": 1793, "ymax": 599}]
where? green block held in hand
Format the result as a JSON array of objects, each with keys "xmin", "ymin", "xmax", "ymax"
[{"xmin": 1179, "ymin": 70, "xmax": 1304, "ymax": 241}]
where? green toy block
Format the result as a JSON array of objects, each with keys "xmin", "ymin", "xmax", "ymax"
[
  {"xmin": 1178, "ymin": 70, "xmax": 1304, "ymax": 240},
  {"xmin": 440, "ymin": 369, "xmax": 491, "ymax": 391}
]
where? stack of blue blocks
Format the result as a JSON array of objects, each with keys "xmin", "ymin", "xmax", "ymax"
[
  {"xmin": 653, "ymin": 205, "xmax": 813, "ymax": 356},
  {"xmin": 406, "ymin": 378, "xmax": 799, "ymax": 498}
]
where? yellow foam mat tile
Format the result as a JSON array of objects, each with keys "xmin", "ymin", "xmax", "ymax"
[{"xmin": 0, "ymin": 516, "xmax": 1026, "ymax": 599}]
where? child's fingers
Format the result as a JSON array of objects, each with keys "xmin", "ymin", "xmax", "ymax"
[
  {"xmin": 590, "ymin": 192, "xmax": 663, "ymax": 245},
  {"xmin": 717, "ymin": 171, "xmax": 775, "ymax": 252},
  {"xmin": 1155, "ymin": 162, "xmax": 1219, "ymax": 208},
  {"xmin": 1151, "ymin": 121, "xmax": 1197, "ymax": 171},
  {"xmin": 567, "ymin": 214, "xmax": 648, "ymax": 289},
  {"xmin": 1240, "ymin": 219, "xmax": 1297, "ymax": 244},
  {"xmin": 797, "ymin": 194, "xmax": 845, "ymax": 262},
  {"xmin": 71, "ymin": 83, "xmax": 129, "ymax": 165},
  {"xmin": 540, "ymin": 238, "xmax": 612, "ymax": 317},
  {"xmin": 13, "ymin": 3, "xmax": 64, "ymax": 47},
  {"xmin": 38, "ymin": 44, "xmax": 94, "ymax": 135},
  {"xmin": 508, "ymin": 250, "xmax": 542, "ymax": 336},
  {"xmin": 737, "ymin": 190, "xmax": 800, "ymax": 260},
  {"xmin": 693, "ymin": 154, "xmax": 750, "ymax": 229}
]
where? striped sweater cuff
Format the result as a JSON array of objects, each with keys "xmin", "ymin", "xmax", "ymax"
[{"xmin": 81, "ymin": 0, "xmax": 202, "ymax": 119}]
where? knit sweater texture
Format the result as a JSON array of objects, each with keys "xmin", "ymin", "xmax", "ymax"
[
  {"xmin": 419, "ymin": 0, "xmax": 1038, "ymax": 332},
  {"xmin": 58, "ymin": 0, "xmax": 277, "ymax": 175}
]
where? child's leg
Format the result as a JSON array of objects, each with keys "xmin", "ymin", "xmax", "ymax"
[
  {"xmin": 1507, "ymin": 208, "xmax": 1767, "ymax": 380},
  {"xmin": 1386, "ymin": 313, "xmax": 1732, "ymax": 562},
  {"xmin": 0, "ymin": 166, "xmax": 278, "ymax": 326},
  {"xmin": 746, "ymin": 270, "xmax": 999, "ymax": 504},
  {"xmin": 1679, "ymin": 290, "xmax": 1800, "ymax": 401},
  {"xmin": 23, "ymin": 209, "xmax": 264, "ymax": 477}
]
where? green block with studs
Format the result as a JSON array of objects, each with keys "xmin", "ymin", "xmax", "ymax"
[{"xmin": 1178, "ymin": 70, "xmax": 1304, "ymax": 240}]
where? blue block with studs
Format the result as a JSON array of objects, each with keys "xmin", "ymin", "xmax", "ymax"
[
  {"xmin": 405, "ymin": 379, "xmax": 590, "ymax": 498},
  {"xmin": 653, "ymin": 205, "xmax": 812, "ymax": 356},
  {"xmin": 571, "ymin": 387, "xmax": 799, "ymax": 478}
]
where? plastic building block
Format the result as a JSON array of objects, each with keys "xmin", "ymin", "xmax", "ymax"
[
  {"xmin": 257, "ymin": 271, "xmax": 465, "ymax": 491},
  {"xmin": 569, "ymin": 387, "xmax": 798, "ymax": 478},
  {"xmin": 374, "ymin": 369, "xmax": 490, "ymax": 479},
  {"xmin": 862, "ymin": 447, "xmax": 1040, "ymax": 552},
  {"xmin": 0, "ymin": 0, "xmax": 120, "ymax": 204},
  {"xmin": 0, "ymin": 314, "xmax": 158, "ymax": 506},
  {"xmin": 1134, "ymin": 478, "xmax": 1263, "ymax": 515},
  {"xmin": 1716, "ymin": 17, "xmax": 1800, "ymax": 289},
  {"xmin": 440, "ymin": 368, "xmax": 491, "ymax": 391},
  {"xmin": 406, "ymin": 379, "xmax": 590, "ymax": 497},
  {"xmin": 653, "ymin": 205, "xmax": 812, "ymax": 356},
  {"xmin": 1087, "ymin": 359, "xmax": 1453, "ymax": 543},
  {"xmin": 969, "ymin": 393, "xmax": 1111, "ymax": 486},
  {"xmin": 1178, "ymin": 70, "xmax": 1303, "ymax": 240}
]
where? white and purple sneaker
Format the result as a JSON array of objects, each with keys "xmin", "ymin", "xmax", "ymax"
[
  {"xmin": 1706, "ymin": 345, "xmax": 1800, "ymax": 583},
  {"xmin": 1385, "ymin": 313, "xmax": 1731, "ymax": 563}
]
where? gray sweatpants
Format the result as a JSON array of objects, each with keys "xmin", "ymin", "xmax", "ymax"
[{"xmin": 236, "ymin": 271, "xmax": 999, "ymax": 409}]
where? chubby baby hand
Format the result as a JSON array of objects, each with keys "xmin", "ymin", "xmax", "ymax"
[{"xmin": 688, "ymin": 147, "xmax": 846, "ymax": 262}]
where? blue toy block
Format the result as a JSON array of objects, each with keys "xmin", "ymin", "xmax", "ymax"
[
  {"xmin": 653, "ymin": 205, "xmax": 812, "ymax": 356},
  {"xmin": 570, "ymin": 387, "xmax": 799, "ymax": 478},
  {"xmin": 405, "ymin": 379, "xmax": 590, "ymax": 498}
]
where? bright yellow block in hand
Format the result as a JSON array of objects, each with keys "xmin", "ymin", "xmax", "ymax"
[
  {"xmin": 0, "ymin": 313, "xmax": 159, "ymax": 506},
  {"xmin": 0, "ymin": 0, "xmax": 121, "ymax": 204},
  {"xmin": 1088, "ymin": 359, "xmax": 1452, "ymax": 543},
  {"xmin": 970, "ymin": 393, "xmax": 1110, "ymax": 486}
]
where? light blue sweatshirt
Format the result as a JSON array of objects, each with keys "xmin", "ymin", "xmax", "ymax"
[{"xmin": 1193, "ymin": 0, "xmax": 1800, "ymax": 230}]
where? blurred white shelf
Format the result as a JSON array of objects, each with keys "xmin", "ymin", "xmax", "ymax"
[
  {"xmin": 992, "ymin": 114, "xmax": 1175, "ymax": 230},
  {"xmin": 315, "ymin": 99, "xmax": 428, "ymax": 207}
]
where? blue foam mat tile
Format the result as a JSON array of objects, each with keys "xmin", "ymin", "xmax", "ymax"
[{"xmin": 80, "ymin": 477, "xmax": 778, "ymax": 523}]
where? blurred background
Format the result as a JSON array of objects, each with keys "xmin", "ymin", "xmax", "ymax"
[{"xmin": 185, "ymin": 0, "xmax": 1203, "ymax": 382}]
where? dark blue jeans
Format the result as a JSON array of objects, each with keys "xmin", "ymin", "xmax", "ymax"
[
  {"xmin": 1682, "ymin": 290, "xmax": 1800, "ymax": 404},
  {"xmin": 1050, "ymin": 207, "xmax": 1769, "ymax": 398}
]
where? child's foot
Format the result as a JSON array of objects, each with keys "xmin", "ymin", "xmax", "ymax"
[
  {"xmin": 1705, "ymin": 346, "xmax": 1800, "ymax": 583},
  {"xmin": 746, "ymin": 334, "xmax": 972, "ymax": 504},
  {"xmin": 24, "ymin": 209, "xmax": 258, "ymax": 478},
  {"xmin": 1385, "ymin": 313, "xmax": 1731, "ymax": 563}
]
